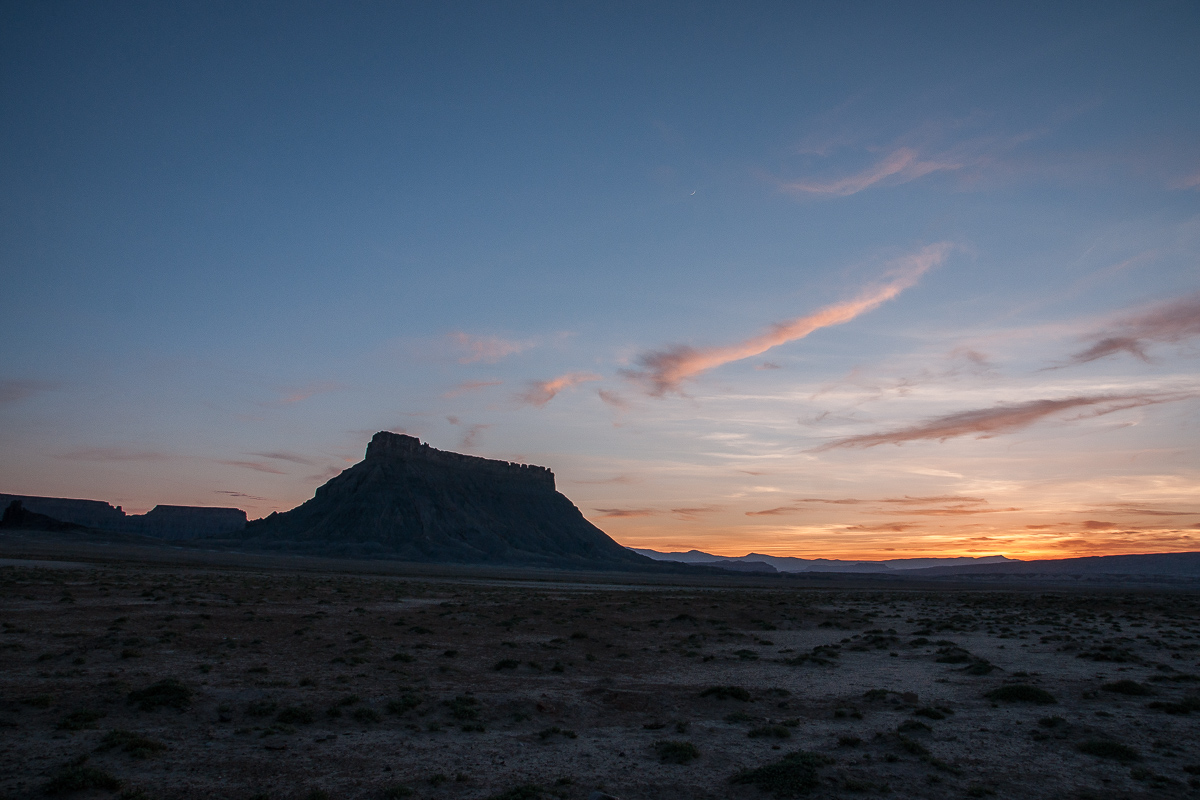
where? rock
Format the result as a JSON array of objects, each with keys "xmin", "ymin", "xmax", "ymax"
[{"xmin": 231, "ymin": 432, "xmax": 660, "ymax": 569}]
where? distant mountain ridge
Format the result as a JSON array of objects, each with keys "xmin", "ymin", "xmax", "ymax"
[{"xmin": 630, "ymin": 548, "xmax": 1015, "ymax": 572}]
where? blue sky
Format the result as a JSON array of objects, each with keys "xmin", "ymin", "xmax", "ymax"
[{"xmin": 2, "ymin": 1, "xmax": 1198, "ymax": 558}]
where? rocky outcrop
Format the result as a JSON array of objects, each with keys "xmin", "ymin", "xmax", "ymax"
[
  {"xmin": 0, "ymin": 494, "xmax": 246, "ymax": 539},
  {"xmin": 127, "ymin": 505, "xmax": 247, "ymax": 540},
  {"xmin": 1, "ymin": 500, "xmax": 87, "ymax": 532},
  {"xmin": 231, "ymin": 432, "xmax": 655, "ymax": 568}
]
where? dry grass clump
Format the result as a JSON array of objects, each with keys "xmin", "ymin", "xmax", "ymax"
[
  {"xmin": 655, "ymin": 740, "xmax": 700, "ymax": 764},
  {"xmin": 128, "ymin": 678, "xmax": 193, "ymax": 711},
  {"xmin": 729, "ymin": 751, "xmax": 833, "ymax": 796},
  {"xmin": 984, "ymin": 685, "xmax": 1056, "ymax": 704}
]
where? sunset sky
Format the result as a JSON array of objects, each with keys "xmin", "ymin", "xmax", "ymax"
[{"xmin": 2, "ymin": 2, "xmax": 1199, "ymax": 560}]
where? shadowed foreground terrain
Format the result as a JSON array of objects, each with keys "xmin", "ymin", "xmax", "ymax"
[{"xmin": 2, "ymin": 557, "xmax": 1200, "ymax": 800}]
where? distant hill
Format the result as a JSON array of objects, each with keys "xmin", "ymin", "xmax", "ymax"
[
  {"xmin": 907, "ymin": 551, "xmax": 1200, "ymax": 578},
  {"xmin": 630, "ymin": 547, "xmax": 1015, "ymax": 573},
  {"xmin": 0, "ymin": 493, "xmax": 246, "ymax": 539},
  {"xmin": 226, "ymin": 432, "xmax": 659, "ymax": 569}
]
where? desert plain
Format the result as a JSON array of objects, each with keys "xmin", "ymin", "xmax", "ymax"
[{"xmin": 2, "ymin": 550, "xmax": 1200, "ymax": 800}]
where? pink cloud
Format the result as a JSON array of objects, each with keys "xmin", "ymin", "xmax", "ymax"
[
  {"xmin": 518, "ymin": 372, "xmax": 602, "ymax": 407},
  {"xmin": 441, "ymin": 379, "xmax": 503, "ymax": 399},
  {"xmin": 1065, "ymin": 292, "xmax": 1200, "ymax": 365},
  {"xmin": 449, "ymin": 332, "xmax": 534, "ymax": 364},
  {"xmin": 780, "ymin": 148, "xmax": 961, "ymax": 197},
  {"xmin": 459, "ymin": 424, "xmax": 489, "ymax": 450},
  {"xmin": 816, "ymin": 391, "xmax": 1196, "ymax": 450},
  {"xmin": 623, "ymin": 244, "xmax": 949, "ymax": 395},
  {"xmin": 745, "ymin": 506, "xmax": 804, "ymax": 516},
  {"xmin": 248, "ymin": 451, "xmax": 314, "ymax": 465}
]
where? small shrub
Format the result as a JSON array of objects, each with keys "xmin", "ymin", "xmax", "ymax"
[
  {"xmin": 57, "ymin": 709, "xmax": 105, "ymax": 731},
  {"xmin": 445, "ymin": 695, "xmax": 479, "ymax": 720},
  {"xmin": 838, "ymin": 735, "xmax": 861, "ymax": 747},
  {"xmin": 487, "ymin": 785, "xmax": 544, "ymax": 800},
  {"xmin": 897, "ymin": 720, "xmax": 931, "ymax": 734},
  {"xmin": 246, "ymin": 699, "xmax": 278, "ymax": 718},
  {"xmin": 984, "ymin": 685, "xmax": 1056, "ymax": 704},
  {"xmin": 729, "ymin": 750, "xmax": 833, "ymax": 796},
  {"xmin": 305, "ymin": 791, "xmax": 330, "ymax": 800},
  {"xmin": 276, "ymin": 707, "xmax": 315, "ymax": 725},
  {"xmin": 724, "ymin": 711, "xmax": 755, "ymax": 724},
  {"xmin": 97, "ymin": 729, "xmax": 168, "ymax": 758},
  {"xmin": 655, "ymin": 740, "xmax": 700, "ymax": 764},
  {"xmin": 43, "ymin": 759, "xmax": 122, "ymax": 794},
  {"xmin": 390, "ymin": 652, "xmax": 415, "ymax": 663},
  {"xmin": 1078, "ymin": 739, "xmax": 1141, "ymax": 762},
  {"xmin": 748, "ymin": 725, "xmax": 791, "ymax": 739},
  {"xmin": 1037, "ymin": 716, "xmax": 1066, "ymax": 728},
  {"xmin": 387, "ymin": 693, "xmax": 421, "ymax": 715},
  {"xmin": 897, "ymin": 735, "xmax": 929, "ymax": 756},
  {"xmin": 352, "ymin": 706, "xmax": 381, "ymax": 724},
  {"xmin": 913, "ymin": 707, "xmax": 945, "ymax": 720},
  {"xmin": 383, "ymin": 786, "xmax": 413, "ymax": 799},
  {"xmin": 494, "ymin": 659, "xmax": 520, "ymax": 671},
  {"xmin": 128, "ymin": 678, "xmax": 193, "ymax": 711},
  {"xmin": 700, "ymin": 686, "xmax": 751, "ymax": 701},
  {"xmin": 537, "ymin": 726, "xmax": 577, "ymax": 740},
  {"xmin": 1102, "ymin": 680, "xmax": 1152, "ymax": 696}
]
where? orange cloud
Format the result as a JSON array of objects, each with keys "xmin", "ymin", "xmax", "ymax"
[
  {"xmin": 842, "ymin": 522, "xmax": 919, "ymax": 532},
  {"xmin": 672, "ymin": 506, "xmax": 722, "ymax": 520},
  {"xmin": 1065, "ymin": 292, "xmax": 1200, "ymax": 365},
  {"xmin": 779, "ymin": 148, "xmax": 960, "ymax": 196},
  {"xmin": 623, "ymin": 244, "xmax": 950, "ymax": 395},
  {"xmin": 442, "ymin": 379, "xmax": 502, "ymax": 398},
  {"xmin": 449, "ymin": 332, "xmax": 534, "ymax": 364},
  {"xmin": 817, "ymin": 392, "xmax": 1196, "ymax": 450},
  {"xmin": 518, "ymin": 372, "xmax": 602, "ymax": 407}
]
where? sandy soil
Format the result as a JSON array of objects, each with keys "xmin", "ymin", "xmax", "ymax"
[{"xmin": 2, "ymin": 556, "xmax": 1199, "ymax": 800}]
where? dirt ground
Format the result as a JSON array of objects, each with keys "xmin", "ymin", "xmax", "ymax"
[{"xmin": 2, "ymin": 556, "xmax": 1199, "ymax": 800}]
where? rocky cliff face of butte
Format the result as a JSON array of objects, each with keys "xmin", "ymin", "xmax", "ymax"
[{"xmin": 233, "ymin": 432, "xmax": 655, "ymax": 568}]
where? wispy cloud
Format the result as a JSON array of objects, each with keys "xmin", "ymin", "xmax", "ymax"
[
  {"xmin": 570, "ymin": 475, "xmax": 636, "ymax": 485},
  {"xmin": 597, "ymin": 389, "xmax": 631, "ymax": 410},
  {"xmin": 745, "ymin": 506, "xmax": 804, "ymax": 516},
  {"xmin": 842, "ymin": 522, "xmax": 919, "ymax": 532},
  {"xmin": 518, "ymin": 372, "xmax": 602, "ymax": 407},
  {"xmin": 215, "ymin": 490, "xmax": 268, "ymax": 501},
  {"xmin": 449, "ymin": 332, "xmax": 535, "ymax": 364},
  {"xmin": 217, "ymin": 459, "xmax": 288, "ymax": 475},
  {"xmin": 817, "ymin": 391, "xmax": 1196, "ymax": 450},
  {"xmin": 442, "ymin": 379, "xmax": 502, "ymax": 399},
  {"xmin": 880, "ymin": 495, "xmax": 987, "ymax": 505},
  {"xmin": 672, "ymin": 505, "xmax": 722, "ymax": 520},
  {"xmin": 623, "ymin": 244, "xmax": 950, "ymax": 395},
  {"xmin": 263, "ymin": 381, "xmax": 342, "ymax": 407},
  {"xmin": 593, "ymin": 508, "xmax": 658, "ymax": 518},
  {"xmin": 57, "ymin": 447, "xmax": 169, "ymax": 462},
  {"xmin": 0, "ymin": 379, "xmax": 59, "ymax": 405},
  {"xmin": 1063, "ymin": 292, "xmax": 1200, "ymax": 365},
  {"xmin": 248, "ymin": 451, "xmax": 314, "ymax": 466},
  {"xmin": 459, "ymin": 424, "xmax": 489, "ymax": 450},
  {"xmin": 780, "ymin": 147, "xmax": 960, "ymax": 196}
]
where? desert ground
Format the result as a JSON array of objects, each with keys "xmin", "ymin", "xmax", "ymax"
[{"xmin": 2, "ymin": 552, "xmax": 1199, "ymax": 800}]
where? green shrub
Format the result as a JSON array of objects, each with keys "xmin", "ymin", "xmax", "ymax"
[
  {"xmin": 729, "ymin": 751, "xmax": 833, "ymax": 796},
  {"xmin": 984, "ymin": 685, "xmax": 1056, "ymax": 704},
  {"xmin": 655, "ymin": 740, "xmax": 700, "ymax": 764},
  {"xmin": 700, "ymin": 686, "xmax": 751, "ymax": 701},
  {"xmin": 1078, "ymin": 739, "xmax": 1141, "ymax": 762},
  {"xmin": 128, "ymin": 679, "xmax": 192, "ymax": 711}
]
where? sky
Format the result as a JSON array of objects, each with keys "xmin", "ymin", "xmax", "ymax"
[{"xmin": 2, "ymin": 1, "xmax": 1199, "ymax": 560}]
